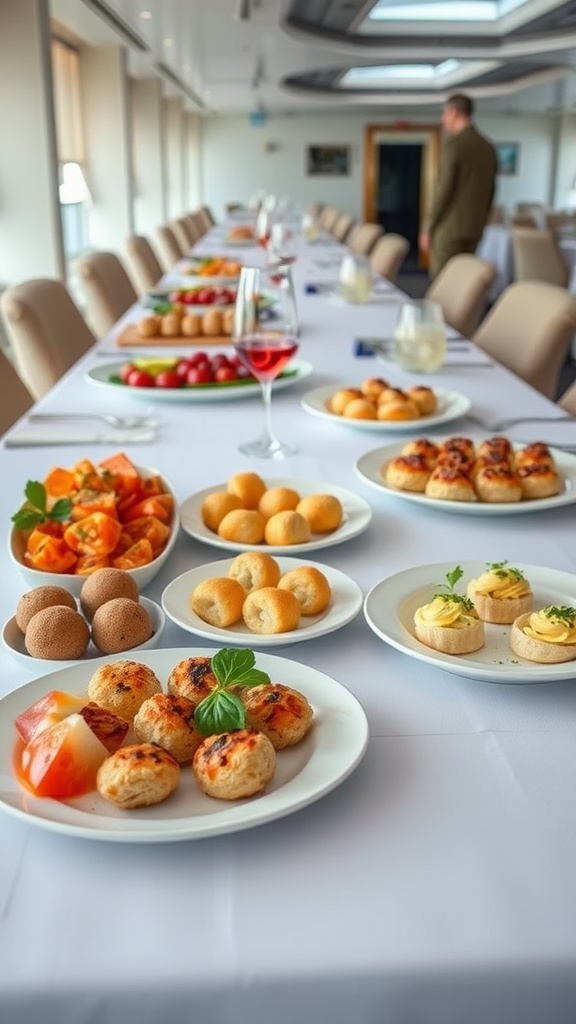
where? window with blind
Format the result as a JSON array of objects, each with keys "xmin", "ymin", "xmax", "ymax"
[{"xmin": 51, "ymin": 37, "xmax": 90, "ymax": 258}]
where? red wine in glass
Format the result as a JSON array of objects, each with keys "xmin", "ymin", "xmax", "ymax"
[{"xmin": 234, "ymin": 336, "xmax": 298, "ymax": 381}]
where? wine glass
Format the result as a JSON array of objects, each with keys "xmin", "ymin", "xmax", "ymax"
[
  {"xmin": 338, "ymin": 253, "xmax": 373, "ymax": 303},
  {"xmin": 232, "ymin": 266, "xmax": 299, "ymax": 458},
  {"xmin": 392, "ymin": 299, "xmax": 447, "ymax": 372},
  {"xmin": 255, "ymin": 206, "xmax": 274, "ymax": 249},
  {"xmin": 268, "ymin": 222, "xmax": 297, "ymax": 271}
]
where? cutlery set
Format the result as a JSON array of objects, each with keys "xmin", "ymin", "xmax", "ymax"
[{"xmin": 4, "ymin": 413, "xmax": 159, "ymax": 448}]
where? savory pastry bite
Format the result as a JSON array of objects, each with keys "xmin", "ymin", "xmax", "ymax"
[
  {"xmin": 467, "ymin": 561, "xmax": 533, "ymax": 623},
  {"xmin": 80, "ymin": 568, "xmax": 139, "ymax": 622},
  {"xmin": 473, "ymin": 465, "xmax": 522, "ymax": 504},
  {"xmin": 87, "ymin": 659, "xmax": 163, "ymax": 723},
  {"xmin": 91, "ymin": 597, "xmax": 153, "ymax": 654},
  {"xmin": 277, "ymin": 565, "xmax": 332, "ymax": 615},
  {"xmin": 133, "ymin": 693, "xmax": 202, "ymax": 764},
  {"xmin": 384, "ymin": 454, "xmax": 430, "ymax": 493},
  {"xmin": 406, "ymin": 385, "xmax": 437, "ymax": 416},
  {"xmin": 437, "ymin": 436, "xmax": 476, "ymax": 467},
  {"xmin": 181, "ymin": 313, "xmax": 202, "ymax": 337},
  {"xmin": 97, "ymin": 742, "xmax": 181, "ymax": 809},
  {"xmin": 242, "ymin": 586, "xmax": 301, "ymax": 634},
  {"xmin": 218, "ymin": 509, "xmax": 266, "ymax": 545},
  {"xmin": 192, "ymin": 728, "xmax": 276, "ymax": 800},
  {"xmin": 510, "ymin": 606, "xmax": 576, "ymax": 664},
  {"xmin": 514, "ymin": 442, "xmax": 556, "ymax": 471},
  {"xmin": 329, "ymin": 387, "xmax": 362, "ymax": 415},
  {"xmin": 25, "ymin": 606, "xmax": 90, "ymax": 660},
  {"xmin": 264, "ymin": 510, "xmax": 311, "ymax": 546},
  {"xmin": 296, "ymin": 494, "xmax": 343, "ymax": 534},
  {"xmin": 137, "ymin": 314, "xmax": 160, "ymax": 338},
  {"xmin": 400, "ymin": 438, "xmax": 439, "ymax": 468},
  {"xmin": 227, "ymin": 471, "xmax": 267, "ymax": 509},
  {"xmin": 414, "ymin": 566, "xmax": 484, "ymax": 654},
  {"xmin": 377, "ymin": 396, "xmax": 421, "ymax": 422},
  {"xmin": 79, "ymin": 702, "xmax": 130, "ymax": 754},
  {"xmin": 200, "ymin": 491, "xmax": 243, "ymax": 532},
  {"xmin": 477, "ymin": 436, "xmax": 514, "ymax": 466},
  {"xmin": 258, "ymin": 486, "xmax": 300, "ymax": 520},
  {"xmin": 190, "ymin": 576, "xmax": 246, "ymax": 628},
  {"xmin": 228, "ymin": 551, "xmax": 281, "ymax": 593},
  {"xmin": 167, "ymin": 656, "xmax": 218, "ymax": 704},
  {"xmin": 424, "ymin": 465, "xmax": 475, "ymax": 502},
  {"xmin": 242, "ymin": 683, "xmax": 314, "ymax": 748},
  {"xmin": 342, "ymin": 397, "xmax": 377, "ymax": 420},
  {"xmin": 376, "ymin": 385, "xmax": 407, "ymax": 406},
  {"xmin": 360, "ymin": 377, "xmax": 388, "ymax": 400},
  {"xmin": 222, "ymin": 307, "xmax": 234, "ymax": 335},
  {"xmin": 517, "ymin": 463, "xmax": 562, "ymax": 500},
  {"xmin": 160, "ymin": 312, "xmax": 182, "ymax": 337},
  {"xmin": 202, "ymin": 309, "xmax": 223, "ymax": 336},
  {"xmin": 16, "ymin": 585, "xmax": 77, "ymax": 632}
]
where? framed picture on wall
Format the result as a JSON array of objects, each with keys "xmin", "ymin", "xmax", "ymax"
[
  {"xmin": 306, "ymin": 145, "xmax": 351, "ymax": 176},
  {"xmin": 495, "ymin": 142, "xmax": 520, "ymax": 176}
]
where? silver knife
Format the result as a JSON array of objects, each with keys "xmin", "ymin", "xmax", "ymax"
[{"xmin": 4, "ymin": 429, "xmax": 156, "ymax": 447}]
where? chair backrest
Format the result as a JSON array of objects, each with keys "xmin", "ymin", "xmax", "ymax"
[
  {"xmin": 0, "ymin": 348, "xmax": 34, "ymax": 434},
  {"xmin": 168, "ymin": 219, "xmax": 191, "ymax": 256},
  {"xmin": 426, "ymin": 254, "xmax": 496, "ymax": 337},
  {"xmin": 486, "ymin": 204, "xmax": 506, "ymax": 225},
  {"xmin": 472, "ymin": 281, "xmax": 576, "ymax": 399},
  {"xmin": 510, "ymin": 213, "xmax": 538, "ymax": 228},
  {"xmin": 77, "ymin": 252, "xmax": 138, "ymax": 336},
  {"xmin": 183, "ymin": 214, "xmax": 202, "ymax": 244},
  {"xmin": 155, "ymin": 224, "xmax": 183, "ymax": 269},
  {"xmin": 511, "ymin": 227, "xmax": 569, "ymax": 287},
  {"xmin": 0, "ymin": 278, "xmax": 96, "ymax": 399},
  {"xmin": 318, "ymin": 206, "xmax": 340, "ymax": 231},
  {"xmin": 369, "ymin": 233, "xmax": 410, "ymax": 283},
  {"xmin": 125, "ymin": 235, "xmax": 164, "ymax": 293},
  {"xmin": 348, "ymin": 222, "xmax": 385, "ymax": 256},
  {"xmin": 558, "ymin": 379, "xmax": 576, "ymax": 415},
  {"xmin": 199, "ymin": 205, "xmax": 216, "ymax": 228},
  {"xmin": 332, "ymin": 213, "xmax": 354, "ymax": 242},
  {"xmin": 188, "ymin": 210, "xmax": 208, "ymax": 241}
]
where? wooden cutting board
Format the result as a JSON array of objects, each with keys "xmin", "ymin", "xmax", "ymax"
[{"xmin": 116, "ymin": 324, "xmax": 233, "ymax": 348}]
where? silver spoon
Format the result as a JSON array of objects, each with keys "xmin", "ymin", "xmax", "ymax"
[{"xmin": 28, "ymin": 413, "xmax": 158, "ymax": 430}]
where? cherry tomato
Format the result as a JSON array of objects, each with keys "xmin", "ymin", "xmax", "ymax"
[
  {"xmin": 197, "ymin": 287, "xmax": 215, "ymax": 304},
  {"xmin": 187, "ymin": 365, "xmax": 213, "ymax": 385},
  {"xmin": 211, "ymin": 354, "xmax": 232, "ymax": 370},
  {"xmin": 176, "ymin": 358, "xmax": 193, "ymax": 379},
  {"xmin": 189, "ymin": 351, "xmax": 209, "ymax": 366},
  {"xmin": 155, "ymin": 370, "xmax": 182, "ymax": 388},
  {"xmin": 215, "ymin": 366, "xmax": 238, "ymax": 383},
  {"xmin": 127, "ymin": 369, "xmax": 155, "ymax": 388},
  {"xmin": 120, "ymin": 362, "xmax": 136, "ymax": 383}
]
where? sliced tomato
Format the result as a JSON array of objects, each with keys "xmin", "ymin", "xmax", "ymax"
[
  {"xmin": 72, "ymin": 459, "xmax": 98, "ymax": 489},
  {"xmin": 20, "ymin": 714, "xmax": 109, "ymax": 798},
  {"xmin": 112, "ymin": 537, "xmax": 154, "ymax": 569},
  {"xmin": 26, "ymin": 522, "xmax": 65, "ymax": 554},
  {"xmin": 43, "ymin": 467, "xmax": 76, "ymax": 497},
  {"xmin": 15, "ymin": 690, "xmax": 86, "ymax": 744},
  {"xmin": 121, "ymin": 514, "xmax": 170, "ymax": 553},
  {"xmin": 71, "ymin": 490, "xmax": 119, "ymax": 521},
  {"xmin": 75, "ymin": 554, "xmax": 112, "ymax": 575},
  {"xmin": 25, "ymin": 535, "xmax": 78, "ymax": 573},
  {"xmin": 63, "ymin": 512, "xmax": 123, "ymax": 557},
  {"xmin": 122, "ymin": 495, "xmax": 173, "ymax": 525}
]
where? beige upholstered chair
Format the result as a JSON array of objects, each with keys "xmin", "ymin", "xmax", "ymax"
[
  {"xmin": 199, "ymin": 205, "xmax": 216, "ymax": 228},
  {"xmin": 369, "ymin": 234, "xmax": 410, "ymax": 284},
  {"xmin": 347, "ymin": 222, "xmax": 385, "ymax": 256},
  {"xmin": 332, "ymin": 213, "xmax": 354, "ymax": 242},
  {"xmin": 510, "ymin": 214, "xmax": 538, "ymax": 228},
  {"xmin": 188, "ymin": 210, "xmax": 208, "ymax": 241},
  {"xmin": 125, "ymin": 236, "xmax": 164, "ymax": 293},
  {"xmin": 426, "ymin": 254, "xmax": 496, "ymax": 337},
  {"xmin": 318, "ymin": 206, "xmax": 340, "ymax": 231},
  {"xmin": 558, "ymin": 379, "xmax": 576, "ymax": 414},
  {"xmin": 0, "ymin": 348, "xmax": 34, "ymax": 434},
  {"xmin": 183, "ymin": 214, "xmax": 202, "ymax": 244},
  {"xmin": 168, "ymin": 219, "xmax": 192, "ymax": 256},
  {"xmin": 155, "ymin": 225, "xmax": 183, "ymax": 270},
  {"xmin": 0, "ymin": 278, "xmax": 96, "ymax": 399},
  {"xmin": 486, "ymin": 205, "xmax": 506, "ymax": 225},
  {"xmin": 77, "ymin": 252, "xmax": 138, "ymax": 336},
  {"xmin": 511, "ymin": 227, "xmax": 569, "ymax": 287},
  {"xmin": 472, "ymin": 281, "xmax": 576, "ymax": 399}
]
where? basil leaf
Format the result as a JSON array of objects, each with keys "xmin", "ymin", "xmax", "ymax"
[
  {"xmin": 49, "ymin": 497, "xmax": 73, "ymax": 523},
  {"xmin": 11, "ymin": 508, "xmax": 44, "ymax": 530},
  {"xmin": 194, "ymin": 688, "xmax": 246, "ymax": 736},
  {"xmin": 211, "ymin": 647, "xmax": 270, "ymax": 689},
  {"xmin": 24, "ymin": 481, "xmax": 47, "ymax": 512}
]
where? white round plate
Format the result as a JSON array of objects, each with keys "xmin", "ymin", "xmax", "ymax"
[
  {"xmin": 179, "ymin": 478, "xmax": 373, "ymax": 554},
  {"xmin": 355, "ymin": 442, "xmax": 576, "ymax": 516},
  {"xmin": 2, "ymin": 597, "xmax": 165, "ymax": 674},
  {"xmin": 161, "ymin": 557, "xmax": 363, "ymax": 647},
  {"xmin": 85, "ymin": 359, "xmax": 313, "ymax": 403},
  {"xmin": 364, "ymin": 560, "xmax": 576, "ymax": 683},
  {"xmin": 0, "ymin": 647, "xmax": 368, "ymax": 842},
  {"xmin": 301, "ymin": 385, "xmax": 471, "ymax": 433}
]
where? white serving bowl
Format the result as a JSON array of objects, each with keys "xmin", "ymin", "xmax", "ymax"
[
  {"xmin": 2, "ymin": 596, "xmax": 165, "ymax": 674},
  {"xmin": 9, "ymin": 465, "xmax": 179, "ymax": 597}
]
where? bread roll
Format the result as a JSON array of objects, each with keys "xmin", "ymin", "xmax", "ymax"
[
  {"xmin": 377, "ymin": 397, "xmax": 420, "ymax": 421},
  {"xmin": 218, "ymin": 509, "xmax": 266, "ymax": 545},
  {"xmin": 258, "ymin": 486, "xmax": 301, "ymax": 520},
  {"xmin": 400, "ymin": 438, "xmax": 439, "ymax": 468},
  {"xmin": 242, "ymin": 683, "xmax": 314, "ymax": 748},
  {"xmin": 87, "ymin": 660, "xmax": 163, "ymax": 723},
  {"xmin": 517, "ymin": 463, "xmax": 562, "ymax": 499},
  {"xmin": 406, "ymin": 385, "xmax": 437, "ymax": 416},
  {"xmin": 264, "ymin": 511, "xmax": 311, "ymax": 546},
  {"xmin": 384, "ymin": 454, "xmax": 430, "ymax": 492},
  {"xmin": 242, "ymin": 586, "xmax": 301, "ymax": 634},
  {"xmin": 278, "ymin": 566, "xmax": 331, "ymax": 615},
  {"xmin": 190, "ymin": 576, "xmax": 245, "ymax": 627},
  {"xmin": 295, "ymin": 494, "xmax": 343, "ymax": 534},
  {"xmin": 360, "ymin": 377, "xmax": 388, "ymax": 400},
  {"xmin": 425, "ymin": 466, "xmax": 475, "ymax": 502},
  {"xmin": 342, "ymin": 397, "xmax": 377, "ymax": 420},
  {"xmin": 202, "ymin": 309, "xmax": 223, "ymax": 335},
  {"xmin": 160, "ymin": 312, "xmax": 182, "ymax": 337},
  {"xmin": 329, "ymin": 388, "xmax": 362, "ymax": 415},
  {"xmin": 474, "ymin": 465, "xmax": 522, "ymax": 503},
  {"xmin": 167, "ymin": 656, "xmax": 218, "ymax": 704},
  {"xmin": 228, "ymin": 551, "xmax": 281, "ymax": 592},
  {"xmin": 201, "ymin": 491, "xmax": 243, "ymax": 532},
  {"xmin": 181, "ymin": 314, "xmax": 202, "ymax": 337},
  {"xmin": 133, "ymin": 693, "xmax": 201, "ymax": 764},
  {"xmin": 137, "ymin": 315, "xmax": 160, "ymax": 338},
  {"xmin": 97, "ymin": 743, "xmax": 180, "ymax": 808},
  {"xmin": 192, "ymin": 728, "xmax": 276, "ymax": 800},
  {"xmin": 227, "ymin": 472, "xmax": 267, "ymax": 509}
]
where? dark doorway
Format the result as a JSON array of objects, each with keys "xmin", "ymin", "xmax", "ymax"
[{"xmin": 377, "ymin": 143, "xmax": 422, "ymax": 270}]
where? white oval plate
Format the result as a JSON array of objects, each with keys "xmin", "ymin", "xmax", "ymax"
[
  {"xmin": 0, "ymin": 647, "xmax": 368, "ymax": 843},
  {"xmin": 179, "ymin": 478, "xmax": 373, "ymax": 554},
  {"xmin": 355, "ymin": 441, "xmax": 576, "ymax": 516},
  {"xmin": 161, "ymin": 557, "xmax": 363, "ymax": 647},
  {"xmin": 85, "ymin": 359, "xmax": 313, "ymax": 403},
  {"xmin": 301, "ymin": 384, "xmax": 471, "ymax": 433},
  {"xmin": 364, "ymin": 561, "xmax": 576, "ymax": 683},
  {"xmin": 2, "ymin": 596, "xmax": 165, "ymax": 674}
]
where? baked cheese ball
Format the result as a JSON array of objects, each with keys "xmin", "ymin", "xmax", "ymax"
[
  {"xmin": 192, "ymin": 728, "xmax": 276, "ymax": 800},
  {"xmin": 242, "ymin": 683, "xmax": 314, "ymax": 749},
  {"xmin": 167, "ymin": 656, "xmax": 219, "ymax": 705},
  {"xmin": 133, "ymin": 693, "xmax": 202, "ymax": 764},
  {"xmin": 87, "ymin": 660, "xmax": 163, "ymax": 723},
  {"xmin": 97, "ymin": 742, "xmax": 180, "ymax": 809},
  {"xmin": 296, "ymin": 494, "xmax": 343, "ymax": 534}
]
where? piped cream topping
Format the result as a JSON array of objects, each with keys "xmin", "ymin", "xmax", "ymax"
[
  {"xmin": 414, "ymin": 596, "xmax": 480, "ymax": 630},
  {"xmin": 470, "ymin": 569, "xmax": 531, "ymax": 601},
  {"xmin": 522, "ymin": 607, "xmax": 576, "ymax": 645}
]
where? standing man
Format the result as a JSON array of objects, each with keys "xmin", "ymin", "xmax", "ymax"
[{"xmin": 420, "ymin": 93, "xmax": 497, "ymax": 280}]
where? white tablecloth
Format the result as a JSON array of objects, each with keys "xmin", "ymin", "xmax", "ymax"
[{"xmin": 1, "ymin": 232, "xmax": 576, "ymax": 1024}]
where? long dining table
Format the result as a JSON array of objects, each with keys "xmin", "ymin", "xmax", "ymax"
[{"xmin": 1, "ymin": 224, "xmax": 576, "ymax": 1024}]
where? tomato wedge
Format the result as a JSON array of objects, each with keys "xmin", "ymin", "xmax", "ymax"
[
  {"xmin": 64, "ymin": 512, "xmax": 122, "ymax": 557},
  {"xmin": 112, "ymin": 537, "xmax": 154, "ymax": 569},
  {"xmin": 20, "ymin": 714, "xmax": 109, "ymax": 798},
  {"xmin": 25, "ymin": 535, "xmax": 78, "ymax": 573}
]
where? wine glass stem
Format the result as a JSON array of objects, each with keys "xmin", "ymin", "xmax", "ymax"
[{"xmin": 259, "ymin": 378, "xmax": 278, "ymax": 447}]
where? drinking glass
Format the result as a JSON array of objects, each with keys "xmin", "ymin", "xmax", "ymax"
[
  {"xmin": 338, "ymin": 253, "xmax": 373, "ymax": 303},
  {"xmin": 255, "ymin": 206, "xmax": 274, "ymax": 249},
  {"xmin": 233, "ymin": 266, "xmax": 299, "ymax": 458},
  {"xmin": 301, "ymin": 211, "xmax": 320, "ymax": 242},
  {"xmin": 268, "ymin": 222, "xmax": 297, "ymax": 269},
  {"xmin": 392, "ymin": 299, "xmax": 447, "ymax": 372}
]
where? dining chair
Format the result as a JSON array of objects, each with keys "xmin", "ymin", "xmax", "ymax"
[
  {"xmin": 331, "ymin": 213, "xmax": 354, "ymax": 242},
  {"xmin": 155, "ymin": 224, "xmax": 184, "ymax": 269},
  {"xmin": 369, "ymin": 233, "xmax": 410, "ymax": 283},
  {"xmin": 0, "ymin": 347, "xmax": 34, "ymax": 434},
  {"xmin": 486, "ymin": 204, "xmax": 506, "ymax": 225},
  {"xmin": 472, "ymin": 281, "xmax": 576, "ymax": 399},
  {"xmin": 510, "ymin": 213, "xmax": 538, "ymax": 228},
  {"xmin": 77, "ymin": 251, "xmax": 138, "ymax": 336},
  {"xmin": 125, "ymin": 235, "xmax": 164, "ymax": 293},
  {"xmin": 188, "ymin": 210, "xmax": 209, "ymax": 241},
  {"xmin": 557, "ymin": 379, "xmax": 576, "ymax": 414},
  {"xmin": 183, "ymin": 214, "xmax": 202, "ymax": 244},
  {"xmin": 347, "ymin": 222, "xmax": 385, "ymax": 256},
  {"xmin": 199, "ymin": 205, "xmax": 216, "ymax": 228},
  {"xmin": 0, "ymin": 278, "xmax": 96, "ymax": 399},
  {"xmin": 168, "ymin": 219, "xmax": 192, "ymax": 256},
  {"xmin": 426, "ymin": 254, "xmax": 496, "ymax": 337},
  {"xmin": 511, "ymin": 227, "xmax": 569, "ymax": 287},
  {"xmin": 318, "ymin": 206, "xmax": 340, "ymax": 231}
]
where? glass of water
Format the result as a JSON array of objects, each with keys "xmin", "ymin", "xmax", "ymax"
[
  {"xmin": 338, "ymin": 253, "xmax": 373, "ymax": 303},
  {"xmin": 392, "ymin": 299, "xmax": 447, "ymax": 372}
]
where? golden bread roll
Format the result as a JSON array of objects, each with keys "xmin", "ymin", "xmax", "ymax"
[
  {"xmin": 258, "ymin": 486, "xmax": 301, "ymax": 520},
  {"xmin": 376, "ymin": 386, "xmax": 406, "ymax": 405},
  {"xmin": 190, "ymin": 576, "xmax": 245, "ymax": 627},
  {"xmin": 360, "ymin": 377, "xmax": 388, "ymax": 399},
  {"xmin": 296, "ymin": 494, "xmax": 343, "ymax": 534},
  {"xmin": 133, "ymin": 693, "xmax": 202, "ymax": 764},
  {"xmin": 181, "ymin": 313, "xmax": 202, "ymax": 337},
  {"xmin": 97, "ymin": 743, "xmax": 180, "ymax": 809},
  {"xmin": 277, "ymin": 566, "xmax": 331, "ymax": 615},
  {"xmin": 137, "ymin": 314, "xmax": 160, "ymax": 338},
  {"xmin": 424, "ymin": 465, "xmax": 475, "ymax": 502},
  {"xmin": 437, "ymin": 436, "xmax": 476, "ymax": 468},
  {"xmin": 329, "ymin": 387, "xmax": 362, "ymax": 415},
  {"xmin": 202, "ymin": 309, "xmax": 223, "ymax": 336},
  {"xmin": 222, "ymin": 307, "xmax": 234, "ymax": 335},
  {"xmin": 87, "ymin": 660, "xmax": 163, "ymax": 723},
  {"xmin": 242, "ymin": 683, "xmax": 314, "ymax": 748},
  {"xmin": 192, "ymin": 728, "xmax": 276, "ymax": 800},
  {"xmin": 376, "ymin": 397, "xmax": 420, "ymax": 421},
  {"xmin": 218, "ymin": 509, "xmax": 266, "ymax": 545},
  {"xmin": 264, "ymin": 510, "xmax": 311, "ymax": 546},
  {"xmin": 227, "ymin": 471, "xmax": 267, "ymax": 509},
  {"xmin": 384, "ymin": 454, "xmax": 430, "ymax": 492},
  {"xmin": 228, "ymin": 551, "xmax": 281, "ymax": 592},
  {"xmin": 406, "ymin": 385, "xmax": 437, "ymax": 416},
  {"xmin": 474, "ymin": 465, "xmax": 522, "ymax": 503},
  {"xmin": 167, "ymin": 656, "xmax": 218, "ymax": 704},
  {"xmin": 342, "ymin": 397, "xmax": 377, "ymax": 420},
  {"xmin": 515, "ymin": 442, "xmax": 556, "ymax": 470},
  {"xmin": 242, "ymin": 586, "xmax": 301, "ymax": 634},
  {"xmin": 400, "ymin": 438, "xmax": 439, "ymax": 468},
  {"xmin": 517, "ymin": 463, "xmax": 562, "ymax": 499},
  {"xmin": 160, "ymin": 312, "xmax": 182, "ymax": 337},
  {"xmin": 201, "ymin": 491, "xmax": 243, "ymax": 532},
  {"xmin": 510, "ymin": 609, "xmax": 576, "ymax": 664}
]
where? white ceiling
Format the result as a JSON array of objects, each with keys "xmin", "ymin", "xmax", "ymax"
[{"xmin": 50, "ymin": 0, "xmax": 576, "ymax": 117}]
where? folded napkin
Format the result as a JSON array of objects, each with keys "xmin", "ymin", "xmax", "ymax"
[{"xmin": 4, "ymin": 427, "xmax": 157, "ymax": 447}]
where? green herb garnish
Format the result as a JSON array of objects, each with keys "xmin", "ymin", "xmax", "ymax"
[
  {"xmin": 543, "ymin": 606, "xmax": 576, "ymax": 624},
  {"xmin": 194, "ymin": 648, "xmax": 270, "ymax": 736},
  {"xmin": 11, "ymin": 481, "xmax": 72, "ymax": 531},
  {"xmin": 486, "ymin": 560, "xmax": 525, "ymax": 581},
  {"xmin": 434, "ymin": 565, "xmax": 475, "ymax": 611}
]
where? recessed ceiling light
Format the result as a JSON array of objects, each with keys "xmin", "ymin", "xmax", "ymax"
[
  {"xmin": 163, "ymin": 38, "xmax": 173, "ymax": 47},
  {"xmin": 138, "ymin": 10, "xmax": 153, "ymax": 19}
]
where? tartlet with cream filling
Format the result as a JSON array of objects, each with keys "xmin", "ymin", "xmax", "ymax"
[
  {"xmin": 414, "ymin": 566, "xmax": 484, "ymax": 655},
  {"xmin": 467, "ymin": 561, "xmax": 533, "ymax": 623},
  {"xmin": 510, "ymin": 606, "xmax": 576, "ymax": 664}
]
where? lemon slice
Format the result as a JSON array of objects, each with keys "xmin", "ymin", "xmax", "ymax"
[{"xmin": 133, "ymin": 357, "xmax": 178, "ymax": 375}]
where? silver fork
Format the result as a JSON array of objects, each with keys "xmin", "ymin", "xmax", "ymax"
[
  {"xmin": 28, "ymin": 412, "xmax": 158, "ymax": 430},
  {"xmin": 465, "ymin": 412, "xmax": 575, "ymax": 432}
]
